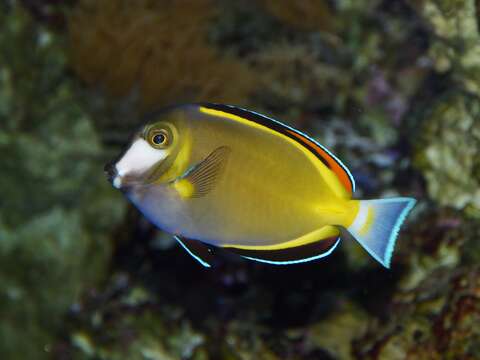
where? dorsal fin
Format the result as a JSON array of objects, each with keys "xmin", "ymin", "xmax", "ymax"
[
  {"xmin": 284, "ymin": 129, "xmax": 355, "ymax": 194},
  {"xmin": 198, "ymin": 103, "xmax": 355, "ymax": 194}
]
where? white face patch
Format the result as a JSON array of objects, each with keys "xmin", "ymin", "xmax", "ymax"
[{"xmin": 115, "ymin": 138, "xmax": 168, "ymax": 178}]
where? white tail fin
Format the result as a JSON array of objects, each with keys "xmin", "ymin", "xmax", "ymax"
[{"xmin": 347, "ymin": 198, "xmax": 416, "ymax": 268}]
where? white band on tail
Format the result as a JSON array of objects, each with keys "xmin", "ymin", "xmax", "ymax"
[{"xmin": 348, "ymin": 201, "xmax": 369, "ymax": 234}]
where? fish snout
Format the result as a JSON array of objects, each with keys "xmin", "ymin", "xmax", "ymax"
[
  {"xmin": 104, "ymin": 162, "xmax": 122, "ymax": 189},
  {"xmin": 104, "ymin": 161, "xmax": 117, "ymax": 181}
]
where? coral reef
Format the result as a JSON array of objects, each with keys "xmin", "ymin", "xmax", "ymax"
[
  {"xmin": 2, "ymin": 0, "xmax": 480, "ymax": 359},
  {"xmin": 414, "ymin": 94, "xmax": 480, "ymax": 218},
  {"xmin": 355, "ymin": 208, "xmax": 480, "ymax": 359},
  {"xmin": 0, "ymin": 4, "xmax": 125, "ymax": 359},
  {"xmin": 408, "ymin": 0, "xmax": 480, "ymax": 95},
  {"xmin": 261, "ymin": 0, "xmax": 335, "ymax": 32},
  {"xmin": 356, "ymin": 266, "xmax": 480, "ymax": 359},
  {"xmin": 68, "ymin": 0, "xmax": 255, "ymax": 113}
]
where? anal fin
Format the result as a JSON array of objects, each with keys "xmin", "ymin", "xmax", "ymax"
[
  {"xmin": 173, "ymin": 235, "xmax": 215, "ymax": 268},
  {"xmin": 224, "ymin": 236, "xmax": 341, "ymax": 265}
]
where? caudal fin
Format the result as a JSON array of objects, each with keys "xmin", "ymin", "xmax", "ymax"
[{"xmin": 347, "ymin": 198, "xmax": 416, "ymax": 268}]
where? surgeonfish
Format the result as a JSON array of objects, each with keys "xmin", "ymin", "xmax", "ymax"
[{"xmin": 105, "ymin": 103, "xmax": 416, "ymax": 268}]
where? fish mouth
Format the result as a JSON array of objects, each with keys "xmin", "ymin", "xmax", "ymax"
[
  {"xmin": 104, "ymin": 161, "xmax": 155, "ymax": 190},
  {"xmin": 104, "ymin": 161, "xmax": 117, "ymax": 184},
  {"xmin": 104, "ymin": 161, "xmax": 131, "ymax": 190}
]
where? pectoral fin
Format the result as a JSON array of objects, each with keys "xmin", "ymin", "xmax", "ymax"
[
  {"xmin": 224, "ymin": 236, "xmax": 341, "ymax": 265},
  {"xmin": 173, "ymin": 236, "xmax": 215, "ymax": 268},
  {"xmin": 173, "ymin": 146, "xmax": 231, "ymax": 198}
]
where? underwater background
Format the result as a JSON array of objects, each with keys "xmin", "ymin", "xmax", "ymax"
[{"xmin": 1, "ymin": 0, "xmax": 480, "ymax": 359}]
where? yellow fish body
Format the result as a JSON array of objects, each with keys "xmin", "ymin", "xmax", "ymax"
[{"xmin": 106, "ymin": 103, "xmax": 416, "ymax": 268}]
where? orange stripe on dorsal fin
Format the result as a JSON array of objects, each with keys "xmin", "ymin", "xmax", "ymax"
[
  {"xmin": 285, "ymin": 129, "xmax": 355, "ymax": 195},
  {"xmin": 198, "ymin": 103, "xmax": 355, "ymax": 194}
]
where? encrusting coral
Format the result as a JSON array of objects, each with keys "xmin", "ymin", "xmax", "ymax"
[
  {"xmin": 408, "ymin": 0, "xmax": 480, "ymax": 95},
  {"xmin": 355, "ymin": 266, "xmax": 480, "ymax": 360},
  {"xmin": 414, "ymin": 94, "xmax": 480, "ymax": 219}
]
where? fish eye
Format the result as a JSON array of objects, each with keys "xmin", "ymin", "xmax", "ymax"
[
  {"xmin": 153, "ymin": 133, "xmax": 166, "ymax": 145},
  {"xmin": 148, "ymin": 129, "xmax": 170, "ymax": 148}
]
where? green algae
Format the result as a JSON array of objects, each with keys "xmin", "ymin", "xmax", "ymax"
[{"xmin": 0, "ymin": 4, "xmax": 125, "ymax": 359}]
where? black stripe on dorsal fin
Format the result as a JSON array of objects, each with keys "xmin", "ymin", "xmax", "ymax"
[{"xmin": 198, "ymin": 103, "xmax": 355, "ymax": 194}]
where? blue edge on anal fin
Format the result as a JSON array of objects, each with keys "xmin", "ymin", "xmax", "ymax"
[
  {"xmin": 241, "ymin": 237, "xmax": 341, "ymax": 265},
  {"xmin": 175, "ymin": 235, "xmax": 342, "ymax": 267},
  {"xmin": 174, "ymin": 235, "xmax": 212, "ymax": 268}
]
